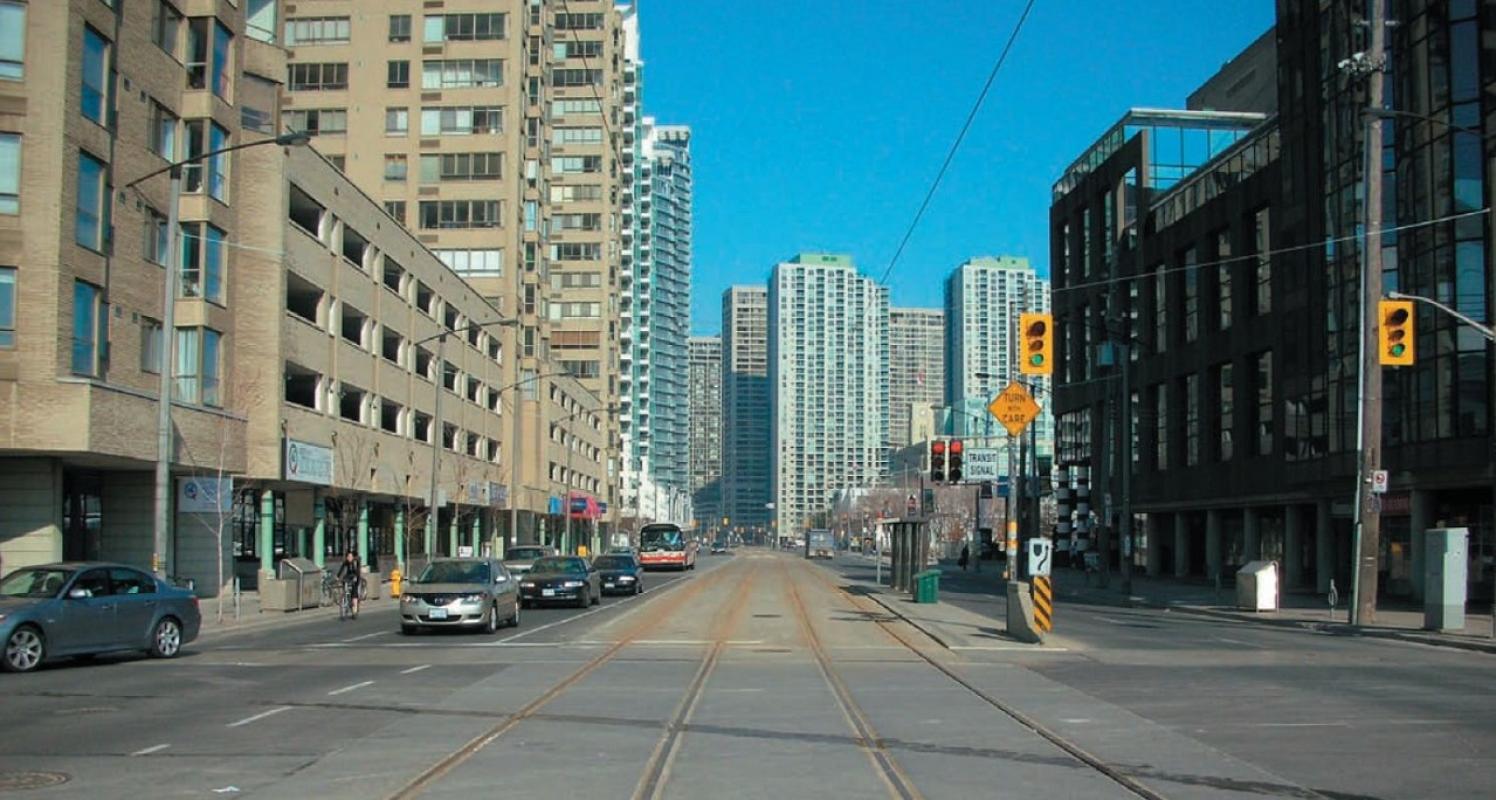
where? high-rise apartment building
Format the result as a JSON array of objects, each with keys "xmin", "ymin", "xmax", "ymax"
[
  {"xmin": 888, "ymin": 308, "xmax": 946, "ymax": 449},
  {"xmin": 688, "ymin": 336, "xmax": 722, "ymax": 532},
  {"xmin": 0, "ymin": 1, "xmax": 607, "ymax": 586},
  {"xmin": 769, "ymin": 255, "xmax": 889, "ymax": 535},
  {"xmin": 944, "ymin": 256, "xmax": 1051, "ymax": 453},
  {"xmin": 643, "ymin": 123, "xmax": 693, "ymax": 496},
  {"xmin": 721, "ymin": 286, "xmax": 772, "ymax": 534},
  {"xmin": 280, "ymin": 0, "xmax": 628, "ymax": 541}
]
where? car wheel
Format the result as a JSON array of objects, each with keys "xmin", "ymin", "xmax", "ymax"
[
  {"xmin": 591, "ymin": 586, "xmax": 600, "ymax": 606},
  {"xmin": 148, "ymin": 617, "xmax": 182, "ymax": 659},
  {"xmin": 635, "ymin": 581, "xmax": 643, "ymax": 595},
  {"xmin": 484, "ymin": 604, "xmax": 499, "ymax": 634},
  {"xmin": 507, "ymin": 601, "xmax": 520, "ymax": 628},
  {"xmin": 575, "ymin": 590, "xmax": 589, "ymax": 609},
  {"xmin": 3, "ymin": 625, "xmax": 45, "ymax": 673}
]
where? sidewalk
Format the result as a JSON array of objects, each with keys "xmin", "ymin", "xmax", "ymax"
[
  {"xmin": 1051, "ymin": 566, "xmax": 1496, "ymax": 654},
  {"xmin": 193, "ymin": 587, "xmax": 397, "ymax": 639},
  {"xmin": 829, "ymin": 557, "xmax": 1038, "ymax": 650}
]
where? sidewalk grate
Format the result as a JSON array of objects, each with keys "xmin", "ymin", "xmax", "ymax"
[{"xmin": 0, "ymin": 771, "xmax": 70, "ymax": 791}]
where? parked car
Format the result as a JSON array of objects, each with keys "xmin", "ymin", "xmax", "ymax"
[
  {"xmin": 1, "ymin": 562, "xmax": 202, "ymax": 673},
  {"xmin": 400, "ymin": 558, "xmax": 519, "ymax": 635},
  {"xmin": 518, "ymin": 556, "xmax": 600, "ymax": 608},
  {"xmin": 502, "ymin": 545, "xmax": 556, "ymax": 577},
  {"xmin": 710, "ymin": 540, "xmax": 730, "ymax": 555},
  {"xmin": 593, "ymin": 554, "xmax": 645, "ymax": 595}
]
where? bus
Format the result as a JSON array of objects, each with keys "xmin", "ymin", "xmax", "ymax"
[
  {"xmin": 805, "ymin": 529, "xmax": 835, "ymax": 559},
  {"xmin": 638, "ymin": 523, "xmax": 697, "ymax": 571}
]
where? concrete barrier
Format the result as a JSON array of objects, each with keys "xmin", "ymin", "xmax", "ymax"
[{"xmin": 1006, "ymin": 581, "xmax": 1045, "ymax": 644}]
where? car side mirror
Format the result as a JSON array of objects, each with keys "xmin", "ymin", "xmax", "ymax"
[{"xmin": 68, "ymin": 588, "xmax": 89, "ymax": 599}]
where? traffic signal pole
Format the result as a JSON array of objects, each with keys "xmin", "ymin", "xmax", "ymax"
[{"xmin": 1349, "ymin": 2, "xmax": 1387, "ymax": 626}]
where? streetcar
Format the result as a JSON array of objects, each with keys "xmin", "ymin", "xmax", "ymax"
[{"xmin": 638, "ymin": 522, "xmax": 698, "ymax": 571}]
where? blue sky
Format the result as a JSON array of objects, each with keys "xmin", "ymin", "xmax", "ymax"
[{"xmin": 637, "ymin": 0, "xmax": 1276, "ymax": 335}]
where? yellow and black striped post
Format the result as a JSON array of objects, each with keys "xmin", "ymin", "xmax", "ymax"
[{"xmin": 1032, "ymin": 576, "xmax": 1053, "ymax": 632}]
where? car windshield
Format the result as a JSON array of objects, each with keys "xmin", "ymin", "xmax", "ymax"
[
  {"xmin": 593, "ymin": 556, "xmax": 633, "ymax": 569},
  {"xmin": 640, "ymin": 526, "xmax": 685, "ymax": 551},
  {"xmin": 531, "ymin": 557, "xmax": 586, "ymax": 574},
  {"xmin": 505, "ymin": 547, "xmax": 547, "ymax": 561},
  {"xmin": 418, "ymin": 561, "xmax": 491, "ymax": 584},
  {"xmin": 0, "ymin": 568, "xmax": 74, "ymax": 598}
]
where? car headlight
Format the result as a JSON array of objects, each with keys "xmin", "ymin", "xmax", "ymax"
[
  {"xmin": 401, "ymin": 594, "xmax": 419, "ymax": 603},
  {"xmin": 562, "ymin": 580, "xmax": 585, "ymax": 588},
  {"xmin": 520, "ymin": 581, "xmax": 535, "ymax": 588},
  {"xmin": 461, "ymin": 593, "xmax": 486, "ymax": 603}
]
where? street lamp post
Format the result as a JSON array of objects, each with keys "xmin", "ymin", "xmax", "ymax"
[{"xmin": 125, "ymin": 131, "xmax": 310, "ymax": 578}]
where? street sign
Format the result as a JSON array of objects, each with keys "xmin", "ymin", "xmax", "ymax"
[
  {"xmin": 1028, "ymin": 538, "xmax": 1053, "ymax": 577},
  {"xmin": 987, "ymin": 382, "xmax": 1041, "ymax": 437},
  {"xmin": 1371, "ymin": 469, "xmax": 1389, "ymax": 494},
  {"xmin": 963, "ymin": 447, "xmax": 1003, "ymax": 481}
]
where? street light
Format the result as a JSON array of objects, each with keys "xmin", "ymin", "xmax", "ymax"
[{"xmin": 125, "ymin": 131, "xmax": 310, "ymax": 578}]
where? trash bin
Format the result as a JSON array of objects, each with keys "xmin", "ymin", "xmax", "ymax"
[
  {"xmin": 913, "ymin": 569, "xmax": 940, "ymax": 604},
  {"xmin": 1235, "ymin": 560, "xmax": 1279, "ymax": 611}
]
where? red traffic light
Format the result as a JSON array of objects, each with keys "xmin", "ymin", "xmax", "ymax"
[
  {"xmin": 949, "ymin": 439, "xmax": 963, "ymax": 454},
  {"xmin": 932, "ymin": 441, "xmax": 946, "ymax": 454}
]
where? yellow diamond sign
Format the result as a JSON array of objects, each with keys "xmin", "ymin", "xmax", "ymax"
[{"xmin": 988, "ymin": 382, "xmax": 1040, "ymax": 437}]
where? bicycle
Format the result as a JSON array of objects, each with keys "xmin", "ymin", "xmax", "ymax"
[
  {"xmin": 338, "ymin": 578, "xmax": 364, "ymax": 620},
  {"xmin": 321, "ymin": 572, "xmax": 342, "ymax": 607}
]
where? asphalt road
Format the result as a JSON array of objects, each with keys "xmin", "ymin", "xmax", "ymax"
[
  {"xmin": 835, "ymin": 555, "xmax": 1496, "ymax": 800},
  {"xmin": 7, "ymin": 549, "xmax": 1493, "ymax": 799}
]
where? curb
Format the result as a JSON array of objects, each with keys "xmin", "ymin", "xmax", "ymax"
[{"xmin": 1060, "ymin": 585, "xmax": 1496, "ymax": 655}]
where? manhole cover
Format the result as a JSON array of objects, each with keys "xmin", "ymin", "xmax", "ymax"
[
  {"xmin": 0, "ymin": 771, "xmax": 70, "ymax": 791},
  {"xmin": 752, "ymin": 614, "xmax": 781, "ymax": 618}
]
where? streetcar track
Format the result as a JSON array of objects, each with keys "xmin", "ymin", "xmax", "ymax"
[
  {"xmin": 808, "ymin": 563, "xmax": 1174, "ymax": 800},
  {"xmin": 385, "ymin": 561, "xmax": 737, "ymax": 799},
  {"xmin": 631, "ymin": 563, "xmax": 759, "ymax": 799},
  {"xmin": 784, "ymin": 560, "xmax": 922, "ymax": 800}
]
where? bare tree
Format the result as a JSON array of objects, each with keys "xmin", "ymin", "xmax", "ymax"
[{"xmin": 326, "ymin": 428, "xmax": 377, "ymax": 564}]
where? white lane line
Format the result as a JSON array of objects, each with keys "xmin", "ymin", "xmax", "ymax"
[
  {"xmin": 342, "ymin": 632, "xmax": 386, "ymax": 643},
  {"xmin": 131, "ymin": 743, "xmax": 171, "ymax": 756},
  {"xmin": 400, "ymin": 664, "xmax": 432, "ymax": 675},
  {"xmin": 328, "ymin": 680, "xmax": 375, "ymax": 696},
  {"xmin": 227, "ymin": 706, "xmax": 293, "ymax": 728},
  {"xmin": 1213, "ymin": 636, "xmax": 1255, "ymax": 646}
]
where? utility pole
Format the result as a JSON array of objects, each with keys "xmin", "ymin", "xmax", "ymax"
[{"xmin": 1349, "ymin": 0, "xmax": 1388, "ymax": 626}]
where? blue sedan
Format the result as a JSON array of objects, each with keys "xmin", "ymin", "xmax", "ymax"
[{"xmin": 1, "ymin": 562, "xmax": 202, "ymax": 673}]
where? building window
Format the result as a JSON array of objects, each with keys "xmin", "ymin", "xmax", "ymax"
[
  {"xmin": 552, "ymin": 155, "xmax": 602, "ymax": 174},
  {"xmin": 384, "ymin": 154, "xmax": 407, "ymax": 181},
  {"xmin": 285, "ymin": 108, "xmax": 346, "ymax": 135},
  {"xmin": 150, "ymin": 102, "xmax": 178, "ymax": 160},
  {"xmin": 1152, "ymin": 264, "xmax": 1166, "ymax": 354},
  {"xmin": 0, "ymin": 266, "xmax": 13, "ymax": 348},
  {"xmin": 0, "ymin": 132, "xmax": 17, "ymax": 214},
  {"xmin": 140, "ymin": 317, "xmax": 162, "ymax": 373},
  {"xmin": 385, "ymin": 107, "xmax": 408, "ymax": 136},
  {"xmin": 383, "ymin": 200, "xmax": 406, "ymax": 224},
  {"xmin": 186, "ymin": 17, "xmax": 208, "ymax": 88},
  {"xmin": 75, "ymin": 151, "xmax": 109, "ymax": 252},
  {"xmin": 0, "ymin": 1, "xmax": 25, "ymax": 79},
  {"xmin": 1182, "ymin": 247, "xmax": 1198, "ymax": 344},
  {"xmin": 420, "ymin": 106, "xmax": 503, "ymax": 136},
  {"xmin": 1253, "ymin": 208, "xmax": 1271, "ymax": 315},
  {"xmin": 424, "ymin": 13, "xmax": 506, "ymax": 43},
  {"xmin": 388, "ymin": 15, "xmax": 411, "ymax": 42},
  {"xmin": 184, "ymin": 120, "xmax": 229, "ymax": 202},
  {"xmin": 554, "ymin": 39, "xmax": 602, "ymax": 59},
  {"xmin": 421, "ymin": 59, "xmax": 503, "ymax": 90},
  {"xmin": 1183, "ymin": 373, "xmax": 1199, "ymax": 466},
  {"xmin": 555, "ymin": 13, "xmax": 604, "ymax": 31},
  {"xmin": 419, "ymin": 200, "xmax": 501, "ymax": 230},
  {"xmin": 386, "ymin": 60, "xmax": 409, "ymax": 89},
  {"xmin": 81, "ymin": 27, "xmax": 111, "ymax": 125},
  {"xmin": 180, "ymin": 222, "xmax": 226, "ymax": 302},
  {"xmin": 1216, "ymin": 230, "xmax": 1232, "ymax": 330},
  {"xmin": 1154, "ymin": 384, "xmax": 1168, "ymax": 471},
  {"xmin": 418, "ymin": 152, "xmax": 501, "ymax": 182},
  {"xmin": 550, "ymin": 68, "xmax": 601, "ymax": 87},
  {"xmin": 175, "ymin": 327, "xmax": 221, "ymax": 405},
  {"xmin": 327, "ymin": 155, "xmax": 345, "ymax": 172},
  {"xmin": 552, "ymin": 126, "xmax": 602, "ymax": 145},
  {"xmin": 245, "ymin": 0, "xmax": 276, "ymax": 45},
  {"xmin": 153, "ymin": 1, "xmax": 182, "ymax": 57},
  {"xmin": 283, "ymin": 16, "xmax": 350, "ymax": 46},
  {"xmin": 143, "ymin": 207, "xmax": 169, "ymax": 265},
  {"xmin": 288, "ymin": 62, "xmax": 348, "ymax": 91},
  {"xmin": 72, "ymin": 280, "xmax": 104, "ymax": 376},
  {"xmin": 552, "ymin": 98, "xmax": 601, "ymax": 116},
  {"xmin": 435, "ymin": 249, "xmax": 503, "ymax": 275},
  {"xmin": 211, "ymin": 20, "xmax": 231, "ymax": 98},
  {"xmin": 1255, "ymin": 351, "xmax": 1272, "ymax": 455},
  {"xmin": 1216, "ymin": 363, "xmax": 1233, "ymax": 461}
]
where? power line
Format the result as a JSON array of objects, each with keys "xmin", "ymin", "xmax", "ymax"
[
  {"xmin": 1053, "ymin": 206, "xmax": 1491, "ymax": 295},
  {"xmin": 878, "ymin": 0, "xmax": 1039, "ymax": 286}
]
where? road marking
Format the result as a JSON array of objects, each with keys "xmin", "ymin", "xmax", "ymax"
[
  {"xmin": 342, "ymin": 631, "xmax": 386, "ymax": 643},
  {"xmin": 131, "ymin": 743, "xmax": 170, "ymax": 756},
  {"xmin": 400, "ymin": 664, "xmax": 432, "ymax": 675},
  {"xmin": 227, "ymin": 706, "xmax": 293, "ymax": 728},
  {"xmin": 328, "ymin": 680, "xmax": 375, "ymax": 696},
  {"xmin": 1213, "ymin": 636, "xmax": 1255, "ymax": 646},
  {"xmin": 1252, "ymin": 722, "xmax": 1348, "ymax": 728}
]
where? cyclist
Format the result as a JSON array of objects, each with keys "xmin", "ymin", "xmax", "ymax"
[{"xmin": 335, "ymin": 550, "xmax": 363, "ymax": 619}]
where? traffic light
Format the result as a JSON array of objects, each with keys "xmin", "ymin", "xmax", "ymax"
[
  {"xmin": 930, "ymin": 440, "xmax": 946, "ymax": 483},
  {"xmin": 948, "ymin": 439, "xmax": 964, "ymax": 484},
  {"xmin": 1019, "ymin": 312, "xmax": 1054, "ymax": 376},
  {"xmin": 1378, "ymin": 299, "xmax": 1414, "ymax": 366}
]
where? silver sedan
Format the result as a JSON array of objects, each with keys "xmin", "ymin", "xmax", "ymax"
[
  {"xmin": 399, "ymin": 558, "xmax": 520, "ymax": 635},
  {"xmin": 1, "ymin": 562, "xmax": 202, "ymax": 673}
]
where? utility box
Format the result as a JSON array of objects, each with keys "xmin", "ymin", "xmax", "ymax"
[
  {"xmin": 1424, "ymin": 527, "xmax": 1469, "ymax": 632},
  {"xmin": 1235, "ymin": 560, "xmax": 1279, "ymax": 611}
]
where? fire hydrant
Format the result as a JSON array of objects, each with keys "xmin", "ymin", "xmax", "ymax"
[{"xmin": 390, "ymin": 566, "xmax": 403, "ymax": 597}]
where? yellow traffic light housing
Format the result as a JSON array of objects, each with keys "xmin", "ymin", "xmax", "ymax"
[
  {"xmin": 1378, "ymin": 299, "xmax": 1414, "ymax": 366},
  {"xmin": 1019, "ymin": 313, "xmax": 1053, "ymax": 375}
]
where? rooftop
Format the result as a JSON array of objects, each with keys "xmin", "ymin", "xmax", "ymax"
[{"xmin": 1052, "ymin": 108, "xmax": 1267, "ymax": 200}]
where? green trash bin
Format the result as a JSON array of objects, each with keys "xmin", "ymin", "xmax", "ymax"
[{"xmin": 913, "ymin": 569, "xmax": 940, "ymax": 603}]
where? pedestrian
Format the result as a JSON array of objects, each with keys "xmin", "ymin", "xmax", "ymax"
[{"xmin": 958, "ymin": 544, "xmax": 970, "ymax": 572}]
